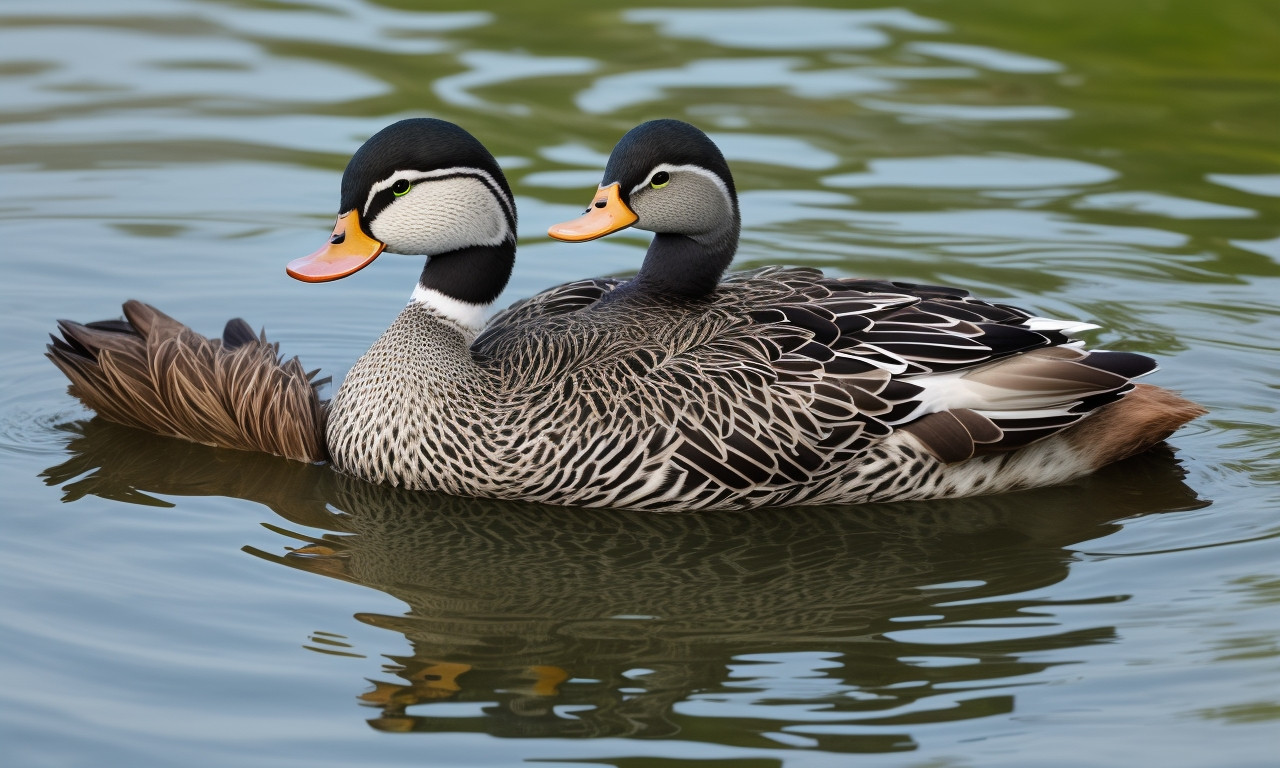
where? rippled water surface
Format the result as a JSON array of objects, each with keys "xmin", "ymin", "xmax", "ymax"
[{"xmin": 2, "ymin": 1, "xmax": 1278, "ymax": 766}]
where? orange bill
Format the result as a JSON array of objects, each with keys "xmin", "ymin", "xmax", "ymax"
[
  {"xmin": 287, "ymin": 209, "xmax": 386, "ymax": 282},
  {"xmin": 547, "ymin": 183, "xmax": 638, "ymax": 242}
]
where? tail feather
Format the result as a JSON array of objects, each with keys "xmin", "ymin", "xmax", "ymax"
[
  {"xmin": 47, "ymin": 301, "xmax": 328, "ymax": 463},
  {"xmin": 1063, "ymin": 383, "xmax": 1206, "ymax": 470},
  {"xmin": 895, "ymin": 383, "xmax": 1205, "ymax": 500}
]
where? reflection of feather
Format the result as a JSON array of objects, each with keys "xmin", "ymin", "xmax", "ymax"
[
  {"xmin": 41, "ymin": 419, "xmax": 331, "ymax": 526},
  {"xmin": 267, "ymin": 453, "xmax": 1203, "ymax": 737}
]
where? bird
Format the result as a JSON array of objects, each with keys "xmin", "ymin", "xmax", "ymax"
[
  {"xmin": 539, "ymin": 118, "xmax": 1205, "ymax": 507},
  {"xmin": 46, "ymin": 117, "xmax": 1203, "ymax": 511}
]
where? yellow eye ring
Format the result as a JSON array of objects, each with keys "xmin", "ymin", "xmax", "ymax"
[
  {"xmin": 650, "ymin": 171, "xmax": 670, "ymax": 189},
  {"xmin": 392, "ymin": 179, "xmax": 412, "ymax": 196}
]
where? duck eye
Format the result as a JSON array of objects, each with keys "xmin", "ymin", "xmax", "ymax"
[
  {"xmin": 392, "ymin": 179, "xmax": 412, "ymax": 196},
  {"xmin": 649, "ymin": 171, "xmax": 671, "ymax": 189}
]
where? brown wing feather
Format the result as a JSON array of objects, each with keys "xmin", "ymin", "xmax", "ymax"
[{"xmin": 47, "ymin": 300, "xmax": 328, "ymax": 463}]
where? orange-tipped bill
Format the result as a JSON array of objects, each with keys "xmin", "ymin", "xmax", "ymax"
[
  {"xmin": 547, "ymin": 183, "xmax": 638, "ymax": 242},
  {"xmin": 287, "ymin": 209, "xmax": 386, "ymax": 282}
]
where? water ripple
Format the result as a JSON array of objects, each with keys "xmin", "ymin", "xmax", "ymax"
[
  {"xmin": 625, "ymin": 7, "xmax": 947, "ymax": 50},
  {"xmin": 906, "ymin": 41, "xmax": 1064, "ymax": 73},
  {"xmin": 576, "ymin": 58, "xmax": 912, "ymax": 114},
  {"xmin": 1207, "ymin": 174, "xmax": 1280, "ymax": 198},
  {"xmin": 435, "ymin": 50, "xmax": 597, "ymax": 113},
  {"xmin": 859, "ymin": 98, "xmax": 1071, "ymax": 122},
  {"xmin": 1075, "ymin": 192, "xmax": 1257, "ymax": 220},
  {"xmin": 825, "ymin": 154, "xmax": 1118, "ymax": 189},
  {"xmin": 0, "ymin": 26, "xmax": 387, "ymax": 111}
]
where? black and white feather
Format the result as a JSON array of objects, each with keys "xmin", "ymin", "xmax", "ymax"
[
  {"xmin": 318, "ymin": 118, "xmax": 1204, "ymax": 510},
  {"xmin": 51, "ymin": 118, "xmax": 1200, "ymax": 511}
]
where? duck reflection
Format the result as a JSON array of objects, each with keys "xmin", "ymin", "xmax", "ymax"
[{"xmin": 45, "ymin": 418, "xmax": 1206, "ymax": 744}]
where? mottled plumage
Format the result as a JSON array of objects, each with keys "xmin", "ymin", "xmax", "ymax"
[
  {"xmin": 321, "ymin": 260, "xmax": 1198, "ymax": 510},
  {"xmin": 48, "ymin": 118, "xmax": 1203, "ymax": 511},
  {"xmin": 533, "ymin": 119, "xmax": 1205, "ymax": 507}
]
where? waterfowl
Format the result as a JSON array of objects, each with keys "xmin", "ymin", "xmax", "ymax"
[
  {"xmin": 542, "ymin": 118, "xmax": 1204, "ymax": 505},
  {"xmin": 46, "ymin": 118, "xmax": 649, "ymax": 498},
  {"xmin": 48, "ymin": 117, "xmax": 1202, "ymax": 511}
]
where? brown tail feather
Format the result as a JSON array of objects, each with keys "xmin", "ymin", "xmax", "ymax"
[
  {"xmin": 1064, "ymin": 383, "xmax": 1205, "ymax": 470},
  {"xmin": 47, "ymin": 301, "xmax": 328, "ymax": 463}
]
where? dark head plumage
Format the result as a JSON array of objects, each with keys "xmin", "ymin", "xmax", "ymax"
[
  {"xmin": 338, "ymin": 117, "xmax": 514, "ymax": 218},
  {"xmin": 602, "ymin": 119, "xmax": 737, "ymax": 213}
]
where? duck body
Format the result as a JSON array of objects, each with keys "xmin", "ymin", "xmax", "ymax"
[
  {"xmin": 531, "ymin": 119, "xmax": 1204, "ymax": 508},
  {"xmin": 323, "ymin": 264, "xmax": 1199, "ymax": 511},
  {"xmin": 50, "ymin": 118, "xmax": 1204, "ymax": 511}
]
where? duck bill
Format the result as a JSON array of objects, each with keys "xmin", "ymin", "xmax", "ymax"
[
  {"xmin": 287, "ymin": 209, "xmax": 386, "ymax": 283},
  {"xmin": 547, "ymin": 183, "xmax": 638, "ymax": 242}
]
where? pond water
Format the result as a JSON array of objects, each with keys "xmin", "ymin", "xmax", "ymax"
[{"xmin": 2, "ymin": 1, "xmax": 1278, "ymax": 766}]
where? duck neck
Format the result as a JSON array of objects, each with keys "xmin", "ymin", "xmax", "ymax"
[
  {"xmin": 630, "ymin": 220, "xmax": 740, "ymax": 299},
  {"xmin": 413, "ymin": 240, "xmax": 514, "ymax": 335}
]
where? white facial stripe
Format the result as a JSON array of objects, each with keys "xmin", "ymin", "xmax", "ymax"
[
  {"xmin": 628, "ymin": 163, "xmax": 733, "ymax": 211},
  {"xmin": 364, "ymin": 166, "xmax": 514, "ymax": 221},
  {"xmin": 409, "ymin": 284, "xmax": 488, "ymax": 333}
]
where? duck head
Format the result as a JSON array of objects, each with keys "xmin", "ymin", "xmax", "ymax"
[
  {"xmin": 548, "ymin": 119, "xmax": 740, "ymax": 299},
  {"xmin": 288, "ymin": 118, "xmax": 517, "ymax": 309}
]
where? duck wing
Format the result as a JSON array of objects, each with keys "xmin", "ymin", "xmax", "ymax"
[
  {"xmin": 474, "ymin": 276, "xmax": 624, "ymax": 350},
  {"xmin": 705, "ymin": 266, "xmax": 1157, "ymax": 464},
  {"xmin": 463, "ymin": 265, "xmax": 1167, "ymax": 508}
]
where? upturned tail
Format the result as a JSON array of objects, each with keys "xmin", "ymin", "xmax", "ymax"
[{"xmin": 47, "ymin": 300, "xmax": 328, "ymax": 463}]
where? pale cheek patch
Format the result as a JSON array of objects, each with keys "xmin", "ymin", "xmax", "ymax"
[
  {"xmin": 369, "ymin": 177, "xmax": 510, "ymax": 255},
  {"xmin": 632, "ymin": 167, "xmax": 733, "ymax": 235}
]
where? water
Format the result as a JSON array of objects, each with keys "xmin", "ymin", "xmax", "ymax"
[{"xmin": 2, "ymin": 1, "xmax": 1278, "ymax": 765}]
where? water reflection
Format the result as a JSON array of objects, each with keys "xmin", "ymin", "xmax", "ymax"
[
  {"xmin": 435, "ymin": 51, "xmax": 596, "ymax": 113},
  {"xmin": 45, "ymin": 418, "xmax": 1206, "ymax": 744},
  {"xmin": 624, "ymin": 8, "xmax": 946, "ymax": 51},
  {"xmin": 1073, "ymin": 192, "xmax": 1256, "ymax": 220},
  {"xmin": 0, "ymin": 20, "xmax": 385, "ymax": 109},
  {"xmin": 575, "ymin": 58, "xmax": 949, "ymax": 114},
  {"xmin": 857, "ymin": 98, "xmax": 1071, "ymax": 122},
  {"xmin": 42, "ymin": 420, "xmax": 331, "ymax": 524},
  {"xmin": 904, "ymin": 42, "xmax": 1064, "ymax": 74},
  {"xmin": 824, "ymin": 154, "xmax": 1116, "ymax": 189}
]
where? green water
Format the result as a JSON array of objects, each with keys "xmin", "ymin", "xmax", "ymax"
[{"xmin": 2, "ymin": 1, "xmax": 1278, "ymax": 766}]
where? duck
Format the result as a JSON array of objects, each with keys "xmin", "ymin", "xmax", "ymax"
[
  {"xmin": 540, "ymin": 118, "xmax": 1205, "ymax": 506},
  {"xmin": 47, "ymin": 117, "xmax": 1204, "ymax": 511}
]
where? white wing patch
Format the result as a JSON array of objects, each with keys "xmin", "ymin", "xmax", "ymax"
[{"xmin": 1022, "ymin": 316, "xmax": 1100, "ymax": 334}]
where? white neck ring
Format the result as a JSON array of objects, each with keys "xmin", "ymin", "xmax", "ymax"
[{"xmin": 409, "ymin": 285, "xmax": 488, "ymax": 334}]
